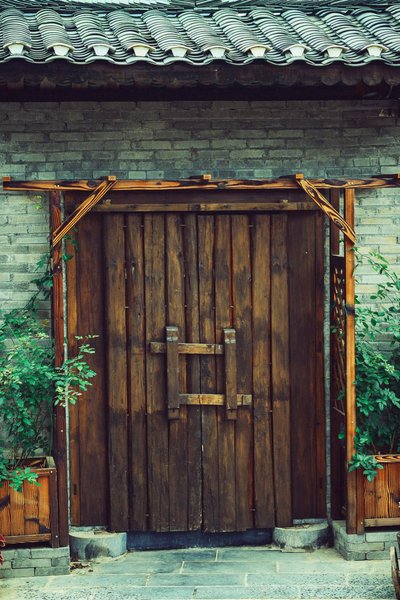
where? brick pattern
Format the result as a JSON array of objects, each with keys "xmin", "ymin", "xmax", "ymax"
[
  {"xmin": 0, "ymin": 99, "xmax": 399, "ymax": 314},
  {"xmin": 0, "ymin": 546, "xmax": 70, "ymax": 578},
  {"xmin": 333, "ymin": 520, "xmax": 398, "ymax": 560}
]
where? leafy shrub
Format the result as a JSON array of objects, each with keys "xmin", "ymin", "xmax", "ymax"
[
  {"xmin": 0, "ymin": 255, "xmax": 96, "ymax": 491},
  {"xmin": 349, "ymin": 251, "xmax": 400, "ymax": 481}
]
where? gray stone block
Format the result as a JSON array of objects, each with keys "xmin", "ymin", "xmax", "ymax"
[
  {"xmin": 366, "ymin": 549, "xmax": 390, "ymax": 560},
  {"xmin": 0, "ymin": 568, "xmax": 35, "ymax": 578},
  {"xmin": 273, "ymin": 521, "xmax": 329, "ymax": 550},
  {"xmin": 35, "ymin": 566, "xmax": 70, "ymax": 576},
  {"xmin": 365, "ymin": 530, "xmax": 398, "ymax": 543},
  {"xmin": 51, "ymin": 556, "xmax": 71, "ymax": 567},
  {"xmin": 31, "ymin": 546, "xmax": 69, "ymax": 559},
  {"xmin": 12, "ymin": 558, "xmax": 52, "ymax": 568},
  {"xmin": 70, "ymin": 530, "xmax": 127, "ymax": 560}
]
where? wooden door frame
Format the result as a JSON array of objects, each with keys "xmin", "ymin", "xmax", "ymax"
[{"xmin": 6, "ymin": 172, "xmax": 399, "ymax": 540}]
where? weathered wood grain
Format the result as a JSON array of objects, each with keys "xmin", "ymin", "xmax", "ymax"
[
  {"xmin": 252, "ymin": 214, "xmax": 275, "ymax": 528},
  {"xmin": 166, "ymin": 214, "xmax": 188, "ymax": 530},
  {"xmin": 126, "ymin": 214, "xmax": 148, "ymax": 530},
  {"xmin": 271, "ymin": 214, "xmax": 292, "ymax": 527},
  {"xmin": 104, "ymin": 214, "xmax": 129, "ymax": 531},
  {"xmin": 183, "ymin": 214, "xmax": 202, "ymax": 531},
  {"xmin": 232, "ymin": 215, "xmax": 253, "ymax": 531},
  {"xmin": 145, "ymin": 214, "xmax": 169, "ymax": 531}
]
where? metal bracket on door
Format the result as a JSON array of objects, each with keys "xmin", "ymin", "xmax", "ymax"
[{"xmin": 150, "ymin": 326, "xmax": 252, "ymax": 420}]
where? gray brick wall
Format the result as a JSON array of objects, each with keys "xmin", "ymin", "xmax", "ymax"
[{"xmin": 1, "ymin": 98, "xmax": 400, "ymax": 316}]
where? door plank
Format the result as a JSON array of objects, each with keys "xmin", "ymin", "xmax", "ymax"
[
  {"xmin": 215, "ymin": 215, "xmax": 236, "ymax": 531},
  {"xmin": 104, "ymin": 214, "xmax": 129, "ymax": 531},
  {"xmin": 166, "ymin": 214, "xmax": 189, "ymax": 530},
  {"xmin": 271, "ymin": 214, "xmax": 292, "ymax": 527},
  {"xmin": 231, "ymin": 215, "xmax": 254, "ymax": 531},
  {"xmin": 126, "ymin": 214, "xmax": 148, "ymax": 530},
  {"xmin": 183, "ymin": 214, "xmax": 202, "ymax": 530},
  {"xmin": 288, "ymin": 213, "xmax": 318, "ymax": 518},
  {"xmin": 145, "ymin": 214, "xmax": 169, "ymax": 531},
  {"xmin": 252, "ymin": 214, "xmax": 275, "ymax": 528},
  {"xmin": 77, "ymin": 215, "xmax": 108, "ymax": 526},
  {"xmin": 198, "ymin": 215, "xmax": 220, "ymax": 532},
  {"xmin": 315, "ymin": 212, "xmax": 327, "ymax": 516}
]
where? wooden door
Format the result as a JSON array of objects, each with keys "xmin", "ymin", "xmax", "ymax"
[{"xmin": 67, "ymin": 201, "xmax": 325, "ymax": 533}]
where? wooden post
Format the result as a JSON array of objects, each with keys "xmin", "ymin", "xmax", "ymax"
[
  {"xmin": 50, "ymin": 191, "xmax": 69, "ymax": 548},
  {"xmin": 344, "ymin": 188, "xmax": 360, "ymax": 534}
]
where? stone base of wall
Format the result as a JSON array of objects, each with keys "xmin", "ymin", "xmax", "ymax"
[
  {"xmin": 333, "ymin": 520, "xmax": 398, "ymax": 560},
  {"xmin": 0, "ymin": 545, "xmax": 70, "ymax": 578}
]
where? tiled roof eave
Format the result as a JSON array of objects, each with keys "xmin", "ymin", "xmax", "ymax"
[{"xmin": 1, "ymin": 5, "xmax": 400, "ymax": 68}]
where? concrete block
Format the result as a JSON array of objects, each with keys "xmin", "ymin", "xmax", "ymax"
[
  {"xmin": 365, "ymin": 529, "xmax": 398, "ymax": 543},
  {"xmin": 0, "ymin": 568, "xmax": 35, "ymax": 578},
  {"xmin": 366, "ymin": 550, "xmax": 391, "ymax": 560},
  {"xmin": 51, "ymin": 556, "xmax": 71, "ymax": 567},
  {"xmin": 70, "ymin": 530, "xmax": 127, "ymax": 561},
  {"xmin": 30, "ymin": 546, "xmax": 69, "ymax": 559},
  {"xmin": 12, "ymin": 558, "xmax": 52, "ymax": 568},
  {"xmin": 273, "ymin": 521, "xmax": 329, "ymax": 550},
  {"xmin": 35, "ymin": 566, "xmax": 70, "ymax": 576}
]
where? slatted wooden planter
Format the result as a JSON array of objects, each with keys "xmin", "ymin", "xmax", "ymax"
[
  {"xmin": 360, "ymin": 455, "xmax": 400, "ymax": 528},
  {"xmin": 0, "ymin": 457, "xmax": 59, "ymax": 546}
]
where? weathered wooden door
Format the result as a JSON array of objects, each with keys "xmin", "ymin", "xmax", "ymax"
[{"xmin": 67, "ymin": 194, "xmax": 325, "ymax": 533}]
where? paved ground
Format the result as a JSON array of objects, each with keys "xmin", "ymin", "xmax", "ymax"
[{"xmin": 2, "ymin": 547, "xmax": 396, "ymax": 600}]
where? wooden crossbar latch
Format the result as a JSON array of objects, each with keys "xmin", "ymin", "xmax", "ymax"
[
  {"xmin": 150, "ymin": 326, "xmax": 251, "ymax": 420},
  {"xmin": 294, "ymin": 174, "xmax": 356, "ymax": 244}
]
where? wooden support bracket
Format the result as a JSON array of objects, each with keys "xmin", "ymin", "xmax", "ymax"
[
  {"xmin": 52, "ymin": 176, "xmax": 117, "ymax": 247},
  {"xmin": 295, "ymin": 176, "xmax": 356, "ymax": 244}
]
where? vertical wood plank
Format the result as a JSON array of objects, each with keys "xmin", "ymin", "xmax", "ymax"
[
  {"xmin": 314, "ymin": 211, "xmax": 327, "ymax": 517},
  {"xmin": 344, "ymin": 189, "xmax": 359, "ymax": 534},
  {"xmin": 76, "ymin": 215, "xmax": 108, "ymax": 526},
  {"xmin": 231, "ymin": 214, "xmax": 253, "ymax": 531},
  {"xmin": 214, "ymin": 215, "xmax": 236, "ymax": 531},
  {"xmin": 0, "ymin": 483, "xmax": 11, "ymax": 536},
  {"xmin": 145, "ymin": 214, "xmax": 169, "ymax": 531},
  {"xmin": 23, "ymin": 480, "xmax": 39, "ymax": 535},
  {"xmin": 126, "ymin": 214, "xmax": 148, "ymax": 530},
  {"xmin": 9, "ymin": 488, "xmax": 24, "ymax": 535},
  {"xmin": 183, "ymin": 214, "xmax": 202, "ymax": 531},
  {"xmin": 252, "ymin": 214, "xmax": 275, "ymax": 528},
  {"xmin": 166, "ymin": 214, "xmax": 188, "ymax": 530},
  {"xmin": 65, "ymin": 217, "xmax": 80, "ymax": 526},
  {"xmin": 38, "ymin": 477, "xmax": 51, "ymax": 533},
  {"xmin": 104, "ymin": 214, "xmax": 129, "ymax": 531},
  {"xmin": 288, "ymin": 213, "xmax": 318, "ymax": 518},
  {"xmin": 50, "ymin": 190, "xmax": 68, "ymax": 547},
  {"xmin": 198, "ymin": 215, "xmax": 219, "ymax": 532},
  {"xmin": 271, "ymin": 214, "xmax": 292, "ymax": 527}
]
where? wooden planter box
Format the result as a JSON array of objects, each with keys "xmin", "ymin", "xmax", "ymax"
[
  {"xmin": 361, "ymin": 455, "xmax": 400, "ymax": 528},
  {"xmin": 0, "ymin": 457, "xmax": 59, "ymax": 547}
]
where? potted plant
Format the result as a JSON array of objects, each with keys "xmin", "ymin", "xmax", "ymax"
[
  {"xmin": 349, "ymin": 251, "xmax": 400, "ymax": 526},
  {"xmin": 0, "ymin": 256, "xmax": 96, "ymax": 545}
]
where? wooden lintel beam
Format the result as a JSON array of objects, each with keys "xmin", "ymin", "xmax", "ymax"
[{"xmin": 4, "ymin": 175, "xmax": 400, "ymax": 193}]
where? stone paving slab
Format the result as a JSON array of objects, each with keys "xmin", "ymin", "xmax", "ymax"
[{"xmin": 2, "ymin": 546, "xmax": 396, "ymax": 600}]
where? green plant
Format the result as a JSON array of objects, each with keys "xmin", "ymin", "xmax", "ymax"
[
  {"xmin": 349, "ymin": 251, "xmax": 400, "ymax": 481},
  {"xmin": 0, "ymin": 255, "xmax": 96, "ymax": 492}
]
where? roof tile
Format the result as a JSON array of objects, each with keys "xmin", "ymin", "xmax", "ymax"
[{"xmin": 1, "ymin": 3, "xmax": 400, "ymax": 66}]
